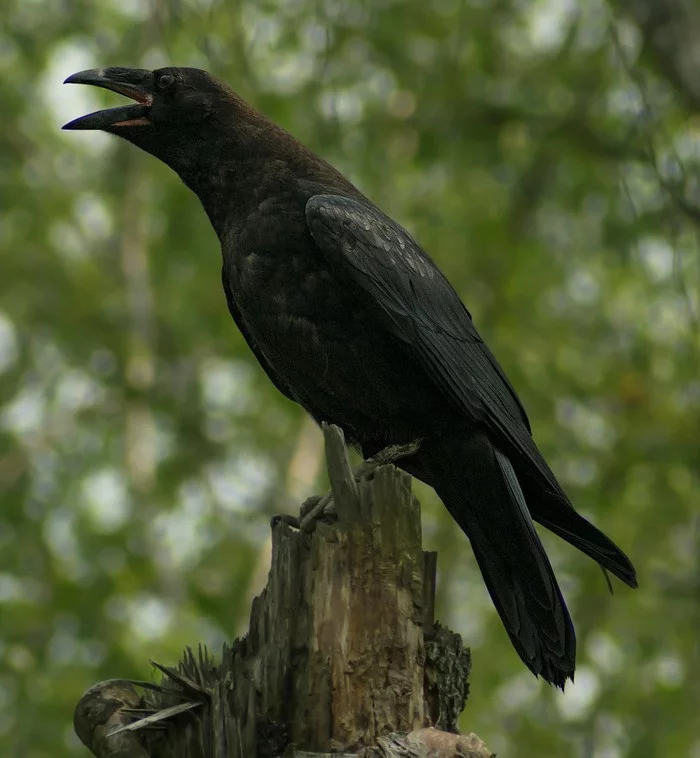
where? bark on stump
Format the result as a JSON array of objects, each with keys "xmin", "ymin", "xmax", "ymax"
[{"xmin": 74, "ymin": 424, "xmax": 492, "ymax": 757}]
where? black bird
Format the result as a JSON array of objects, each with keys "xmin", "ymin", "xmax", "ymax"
[{"xmin": 63, "ymin": 67, "xmax": 637, "ymax": 688}]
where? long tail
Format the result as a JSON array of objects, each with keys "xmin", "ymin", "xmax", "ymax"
[
  {"xmin": 428, "ymin": 434, "xmax": 576, "ymax": 688},
  {"xmin": 515, "ymin": 461, "xmax": 638, "ymax": 590}
]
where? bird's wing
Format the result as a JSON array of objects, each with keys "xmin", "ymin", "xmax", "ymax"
[
  {"xmin": 305, "ymin": 193, "xmax": 564, "ymax": 492},
  {"xmin": 221, "ymin": 267, "xmax": 297, "ymax": 403}
]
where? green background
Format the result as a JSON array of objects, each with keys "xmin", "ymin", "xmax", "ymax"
[{"xmin": 1, "ymin": 0, "xmax": 698, "ymax": 755}]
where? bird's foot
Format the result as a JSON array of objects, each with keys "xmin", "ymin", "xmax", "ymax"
[
  {"xmin": 299, "ymin": 493, "xmax": 337, "ymax": 532},
  {"xmin": 270, "ymin": 495, "xmax": 337, "ymax": 532},
  {"xmin": 357, "ymin": 439, "xmax": 422, "ymax": 478},
  {"xmin": 270, "ymin": 513, "xmax": 301, "ymax": 529},
  {"xmin": 272, "ymin": 438, "xmax": 421, "ymax": 534}
]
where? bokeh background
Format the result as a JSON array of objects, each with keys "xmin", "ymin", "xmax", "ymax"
[{"xmin": 1, "ymin": 0, "xmax": 699, "ymax": 755}]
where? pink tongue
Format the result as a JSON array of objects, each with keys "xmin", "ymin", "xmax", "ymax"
[
  {"xmin": 112, "ymin": 117, "xmax": 150, "ymax": 127},
  {"xmin": 109, "ymin": 84, "xmax": 152, "ymax": 106}
]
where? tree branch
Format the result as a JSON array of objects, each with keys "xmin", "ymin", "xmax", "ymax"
[{"xmin": 611, "ymin": 0, "xmax": 700, "ymax": 112}]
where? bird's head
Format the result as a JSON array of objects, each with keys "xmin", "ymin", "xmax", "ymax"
[
  {"xmin": 62, "ymin": 67, "xmax": 246, "ymax": 174},
  {"xmin": 62, "ymin": 65, "xmax": 339, "ymax": 233}
]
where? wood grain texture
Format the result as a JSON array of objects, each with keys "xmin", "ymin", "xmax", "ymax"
[{"xmin": 74, "ymin": 426, "xmax": 484, "ymax": 757}]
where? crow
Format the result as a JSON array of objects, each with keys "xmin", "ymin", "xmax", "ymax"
[{"xmin": 63, "ymin": 66, "xmax": 637, "ymax": 687}]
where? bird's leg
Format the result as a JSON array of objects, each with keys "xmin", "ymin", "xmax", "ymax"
[
  {"xmin": 296, "ymin": 438, "xmax": 422, "ymax": 533},
  {"xmin": 272, "ymin": 438, "xmax": 421, "ymax": 532},
  {"xmin": 298, "ymin": 492, "xmax": 335, "ymax": 531},
  {"xmin": 270, "ymin": 494, "xmax": 332, "ymax": 530},
  {"xmin": 355, "ymin": 439, "xmax": 422, "ymax": 479}
]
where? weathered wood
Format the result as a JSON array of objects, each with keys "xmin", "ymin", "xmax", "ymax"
[
  {"xmin": 74, "ymin": 425, "xmax": 488, "ymax": 757},
  {"xmin": 73, "ymin": 680, "xmax": 152, "ymax": 758},
  {"xmin": 289, "ymin": 728, "xmax": 494, "ymax": 757}
]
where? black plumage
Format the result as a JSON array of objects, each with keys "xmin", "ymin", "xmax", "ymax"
[{"xmin": 63, "ymin": 66, "xmax": 637, "ymax": 687}]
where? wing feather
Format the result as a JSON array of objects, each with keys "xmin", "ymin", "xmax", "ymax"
[
  {"xmin": 305, "ymin": 193, "xmax": 569, "ymax": 492},
  {"xmin": 306, "ymin": 194, "xmax": 638, "ymax": 591}
]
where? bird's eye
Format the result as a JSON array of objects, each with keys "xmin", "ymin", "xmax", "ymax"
[{"xmin": 156, "ymin": 73, "xmax": 175, "ymax": 91}]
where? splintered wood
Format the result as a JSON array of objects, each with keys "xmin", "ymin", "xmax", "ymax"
[{"xmin": 74, "ymin": 424, "xmax": 484, "ymax": 758}]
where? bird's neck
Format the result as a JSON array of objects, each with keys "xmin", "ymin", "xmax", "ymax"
[
  {"xmin": 179, "ymin": 151, "xmax": 241, "ymax": 238},
  {"xmin": 174, "ymin": 127, "xmax": 345, "ymax": 240},
  {"xmin": 179, "ymin": 150, "xmax": 283, "ymax": 239}
]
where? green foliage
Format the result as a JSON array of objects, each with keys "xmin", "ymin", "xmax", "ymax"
[{"xmin": 1, "ymin": 1, "xmax": 698, "ymax": 755}]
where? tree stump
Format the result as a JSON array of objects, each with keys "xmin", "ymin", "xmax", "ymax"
[{"xmin": 74, "ymin": 425, "xmax": 492, "ymax": 757}]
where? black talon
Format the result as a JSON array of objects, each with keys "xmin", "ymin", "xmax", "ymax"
[{"xmin": 271, "ymin": 514, "xmax": 301, "ymax": 529}]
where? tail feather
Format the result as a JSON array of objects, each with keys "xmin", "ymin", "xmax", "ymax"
[
  {"xmin": 431, "ymin": 434, "xmax": 576, "ymax": 688},
  {"xmin": 518, "ymin": 477, "xmax": 638, "ymax": 589}
]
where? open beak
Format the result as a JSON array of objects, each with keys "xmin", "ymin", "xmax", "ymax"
[{"xmin": 62, "ymin": 68, "xmax": 154, "ymax": 130}]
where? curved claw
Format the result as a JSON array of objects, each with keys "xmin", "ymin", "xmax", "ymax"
[
  {"xmin": 271, "ymin": 513, "xmax": 301, "ymax": 529},
  {"xmin": 300, "ymin": 492, "xmax": 334, "ymax": 533}
]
